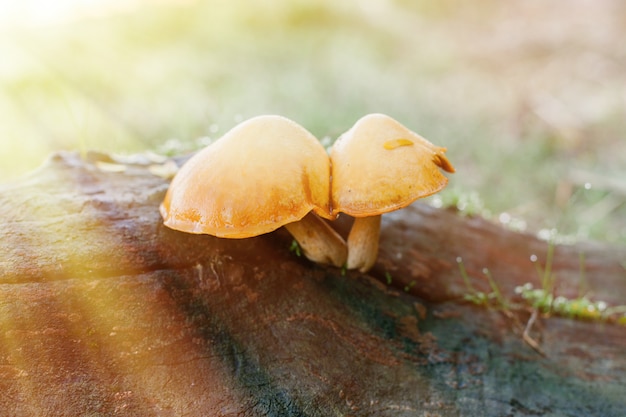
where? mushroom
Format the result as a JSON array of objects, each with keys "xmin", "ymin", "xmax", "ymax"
[
  {"xmin": 160, "ymin": 115, "xmax": 347, "ymax": 267},
  {"xmin": 330, "ymin": 113, "xmax": 455, "ymax": 273}
]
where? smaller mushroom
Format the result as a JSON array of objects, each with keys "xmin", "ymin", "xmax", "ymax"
[
  {"xmin": 160, "ymin": 115, "xmax": 347, "ymax": 267},
  {"xmin": 330, "ymin": 113, "xmax": 455, "ymax": 273}
]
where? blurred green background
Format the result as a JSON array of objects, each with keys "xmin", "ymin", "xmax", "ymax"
[{"xmin": 1, "ymin": 0, "xmax": 625, "ymax": 244}]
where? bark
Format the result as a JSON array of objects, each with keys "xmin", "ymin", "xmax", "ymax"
[{"xmin": 1, "ymin": 151, "xmax": 625, "ymax": 417}]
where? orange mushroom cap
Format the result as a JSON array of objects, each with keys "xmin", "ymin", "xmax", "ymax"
[
  {"xmin": 330, "ymin": 113, "xmax": 455, "ymax": 217},
  {"xmin": 160, "ymin": 115, "xmax": 332, "ymax": 238}
]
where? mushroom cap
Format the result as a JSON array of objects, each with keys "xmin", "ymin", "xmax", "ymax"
[
  {"xmin": 160, "ymin": 115, "xmax": 332, "ymax": 238},
  {"xmin": 330, "ymin": 113, "xmax": 455, "ymax": 217}
]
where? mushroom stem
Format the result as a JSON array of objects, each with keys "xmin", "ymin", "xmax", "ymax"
[
  {"xmin": 284, "ymin": 212, "xmax": 347, "ymax": 267},
  {"xmin": 346, "ymin": 215, "xmax": 381, "ymax": 273}
]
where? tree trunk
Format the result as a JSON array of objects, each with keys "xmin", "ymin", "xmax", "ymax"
[{"xmin": 1, "ymin": 151, "xmax": 625, "ymax": 416}]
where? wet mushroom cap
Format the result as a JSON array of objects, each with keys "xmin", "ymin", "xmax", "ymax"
[
  {"xmin": 160, "ymin": 115, "xmax": 332, "ymax": 238},
  {"xmin": 330, "ymin": 113, "xmax": 455, "ymax": 217}
]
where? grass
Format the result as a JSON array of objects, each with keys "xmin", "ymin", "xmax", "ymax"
[
  {"xmin": 457, "ymin": 250, "xmax": 626, "ymax": 326},
  {"xmin": 1, "ymin": 0, "xmax": 625, "ymax": 244},
  {"xmin": 457, "ymin": 247, "xmax": 626, "ymax": 356}
]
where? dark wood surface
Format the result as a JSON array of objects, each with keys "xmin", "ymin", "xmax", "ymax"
[{"xmin": 1, "ymin": 151, "xmax": 625, "ymax": 416}]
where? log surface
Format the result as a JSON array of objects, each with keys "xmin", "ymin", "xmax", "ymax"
[{"xmin": 1, "ymin": 151, "xmax": 625, "ymax": 416}]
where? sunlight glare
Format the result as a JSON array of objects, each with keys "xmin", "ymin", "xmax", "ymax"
[{"xmin": 0, "ymin": 0, "xmax": 184, "ymax": 28}]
